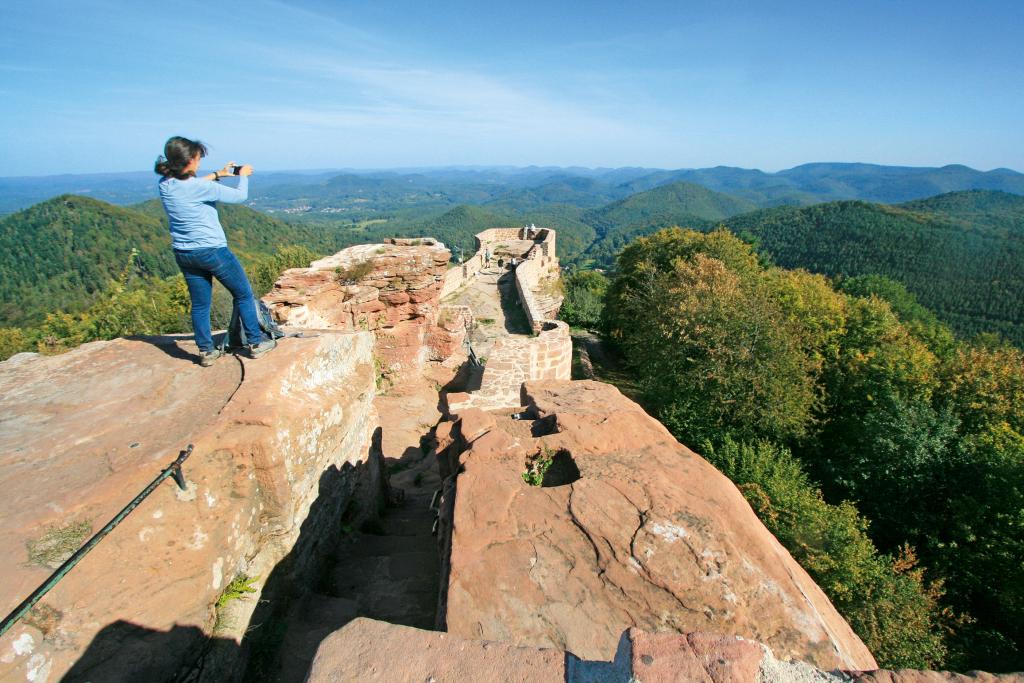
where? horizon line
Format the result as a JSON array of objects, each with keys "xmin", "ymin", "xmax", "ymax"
[{"xmin": 2, "ymin": 160, "xmax": 1023, "ymax": 182}]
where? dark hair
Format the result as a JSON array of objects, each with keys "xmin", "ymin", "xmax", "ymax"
[{"xmin": 154, "ymin": 136, "xmax": 208, "ymax": 179}]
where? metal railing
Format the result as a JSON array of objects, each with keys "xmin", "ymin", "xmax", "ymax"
[{"xmin": 0, "ymin": 445, "xmax": 194, "ymax": 638}]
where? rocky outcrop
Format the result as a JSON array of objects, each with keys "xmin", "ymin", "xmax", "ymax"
[
  {"xmin": 435, "ymin": 380, "xmax": 878, "ymax": 671},
  {"xmin": 0, "ymin": 333, "xmax": 382, "ymax": 682},
  {"xmin": 309, "ymin": 618, "xmax": 1023, "ymax": 682},
  {"xmin": 264, "ymin": 239, "xmax": 463, "ymax": 379}
]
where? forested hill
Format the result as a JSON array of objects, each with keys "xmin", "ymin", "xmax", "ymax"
[
  {"xmin": 0, "ymin": 195, "xmax": 350, "ymax": 327},
  {"xmin": 898, "ymin": 189, "xmax": 1024, "ymax": 234},
  {"xmin": 580, "ymin": 182, "xmax": 755, "ymax": 264},
  {"xmin": 722, "ymin": 192, "xmax": 1024, "ymax": 344},
  {"xmin": 0, "ymin": 196, "xmax": 175, "ymax": 326}
]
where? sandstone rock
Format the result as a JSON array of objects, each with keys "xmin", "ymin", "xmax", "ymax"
[
  {"xmin": 629, "ymin": 629, "xmax": 765, "ymax": 683},
  {"xmin": 0, "ymin": 332, "xmax": 381, "ymax": 682},
  {"xmin": 306, "ymin": 617, "xmax": 1022, "ymax": 683},
  {"xmin": 265, "ymin": 241, "xmax": 460, "ymax": 379},
  {"xmin": 306, "ymin": 617, "xmax": 567, "ymax": 682},
  {"xmin": 439, "ymin": 379, "xmax": 878, "ymax": 671}
]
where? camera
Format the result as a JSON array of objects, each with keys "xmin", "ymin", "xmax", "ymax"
[{"xmin": 232, "ymin": 165, "xmax": 243, "ymax": 175}]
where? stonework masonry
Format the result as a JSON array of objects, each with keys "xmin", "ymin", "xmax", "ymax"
[
  {"xmin": 440, "ymin": 225, "xmax": 571, "ymax": 411},
  {"xmin": 446, "ymin": 320, "xmax": 572, "ymax": 412}
]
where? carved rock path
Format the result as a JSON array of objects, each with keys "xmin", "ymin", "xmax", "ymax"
[{"xmin": 266, "ymin": 367, "xmax": 450, "ymax": 683}]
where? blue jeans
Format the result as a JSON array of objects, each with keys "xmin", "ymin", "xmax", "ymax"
[{"xmin": 174, "ymin": 246, "xmax": 263, "ymax": 352}]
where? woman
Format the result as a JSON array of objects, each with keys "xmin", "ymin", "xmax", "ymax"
[{"xmin": 155, "ymin": 136, "xmax": 275, "ymax": 366}]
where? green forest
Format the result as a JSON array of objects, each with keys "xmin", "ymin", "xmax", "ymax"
[
  {"xmin": 0, "ymin": 195, "xmax": 347, "ymax": 359},
  {"xmin": 560, "ymin": 189, "xmax": 1024, "ymax": 347},
  {"xmin": 723, "ymin": 194, "xmax": 1024, "ymax": 345},
  {"xmin": 592, "ymin": 227, "xmax": 1024, "ymax": 671}
]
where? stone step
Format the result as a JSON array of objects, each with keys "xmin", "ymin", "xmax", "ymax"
[
  {"xmin": 274, "ymin": 594, "xmax": 359, "ymax": 683},
  {"xmin": 330, "ymin": 551, "xmax": 439, "ymax": 586},
  {"xmin": 335, "ymin": 532, "xmax": 439, "ymax": 559}
]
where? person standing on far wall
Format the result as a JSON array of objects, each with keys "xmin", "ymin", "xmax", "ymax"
[{"xmin": 154, "ymin": 136, "xmax": 276, "ymax": 366}]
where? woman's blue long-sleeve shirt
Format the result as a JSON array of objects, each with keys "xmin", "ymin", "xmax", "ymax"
[{"xmin": 158, "ymin": 175, "xmax": 249, "ymax": 250}]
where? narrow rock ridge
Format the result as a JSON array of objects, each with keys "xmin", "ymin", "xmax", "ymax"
[{"xmin": 435, "ymin": 380, "xmax": 877, "ymax": 670}]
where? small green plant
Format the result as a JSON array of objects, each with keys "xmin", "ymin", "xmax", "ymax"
[
  {"xmin": 373, "ymin": 356, "xmax": 392, "ymax": 392},
  {"xmin": 522, "ymin": 447, "xmax": 555, "ymax": 486},
  {"xmin": 539, "ymin": 276, "xmax": 565, "ymax": 298},
  {"xmin": 374, "ymin": 247, "xmax": 386, "ymax": 254},
  {"xmin": 334, "ymin": 259, "xmax": 375, "ymax": 284},
  {"xmin": 477, "ymin": 318, "xmax": 496, "ymax": 326},
  {"xmin": 26, "ymin": 520, "xmax": 93, "ymax": 569},
  {"xmin": 216, "ymin": 574, "xmax": 259, "ymax": 609}
]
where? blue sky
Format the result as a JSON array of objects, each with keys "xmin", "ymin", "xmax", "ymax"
[{"xmin": 1, "ymin": 0, "xmax": 1022, "ymax": 176}]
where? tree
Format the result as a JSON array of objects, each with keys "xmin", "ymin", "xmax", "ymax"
[
  {"xmin": 605, "ymin": 229, "xmax": 819, "ymax": 446},
  {"xmin": 559, "ymin": 270, "xmax": 608, "ymax": 329}
]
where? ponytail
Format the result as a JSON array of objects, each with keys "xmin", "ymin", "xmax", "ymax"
[{"xmin": 155, "ymin": 136, "xmax": 208, "ymax": 179}]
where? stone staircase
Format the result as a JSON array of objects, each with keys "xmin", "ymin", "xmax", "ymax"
[{"xmin": 260, "ymin": 409, "xmax": 443, "ymax": 683}]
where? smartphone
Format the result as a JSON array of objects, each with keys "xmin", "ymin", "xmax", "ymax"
[{"xmin": 232, "ymin": 165, "xmax": 243, "ymax": 175}]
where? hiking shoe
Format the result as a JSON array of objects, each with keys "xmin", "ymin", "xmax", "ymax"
[
  {"xmin": 249, "ymin": 338, "xmax": 277, "ymax": 359},
  {"xmin": 199, "ymin": 348, "xmax": 224, "ymax": 367}
]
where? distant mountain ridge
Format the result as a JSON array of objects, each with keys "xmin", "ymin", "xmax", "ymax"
[
  {"xmin": 3, "ymin": 162, "xmax": 1020, "ymax": 215},
  {"xmin": 4, "ymin": 181, "xmax": 1024, "ymax": 346},
  {"xmin": 616, "ymin": 163, "xmax": 1024, "ymax": 206}
]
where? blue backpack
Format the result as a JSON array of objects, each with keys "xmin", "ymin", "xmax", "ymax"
[{"xmin": 221, "ymin": 300, "xmax": 290, "ymax": 352}]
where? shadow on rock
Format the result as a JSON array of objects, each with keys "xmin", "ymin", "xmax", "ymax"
[
  {"xmin": 63, "ymin": 428, "xmax": 388, "ymax": 683},
  {"xmin": 60, "ymin": 621, "xmax": 235, "ymax": 683}
]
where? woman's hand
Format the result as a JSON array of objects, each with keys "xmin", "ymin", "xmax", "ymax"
[
  {"xmin": 218, "ymin": 161, "xmax": 237, "ymax": 177},
  {"xmin": 238, "ymin": 164, "xmax": 254, "ymax": 176}
]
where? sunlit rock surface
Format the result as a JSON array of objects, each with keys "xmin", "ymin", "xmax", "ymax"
[
  {"xmin": 0, "ymin": 333, "xmax": 381, "ymax": 682},
  {"xmin": 436, "ymin": 379, "xmax": 878, "ymax": 671}
]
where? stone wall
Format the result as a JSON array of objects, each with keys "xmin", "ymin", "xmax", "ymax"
[
  {"xmin": 513, "ymin": 228, "xmax": 561, "ymax": 332},
  {"xmin": 264, "ymin": 240, "xmax": 463, "ymax": 379},
  {"xmin": 0, "ymin": 333, "xmax": 383, "ymax": 682},
  {"xmin": 474, "ymin": 227, "xmax": 526, "ymax": 245},
  {"xmin": 439, "ymin": 253, "xmax": 483, "ymax": 300},
  {"xmin": 446, "ymin": 320, "xmax": 572, "ymax": 412}
]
